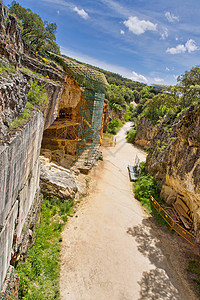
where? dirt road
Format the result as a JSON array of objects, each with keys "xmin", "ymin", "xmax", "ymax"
[{"xmin": 60, "ymin": 123, "xmax": 199, "ymax": 300}]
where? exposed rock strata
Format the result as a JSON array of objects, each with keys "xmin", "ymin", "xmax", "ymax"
[
  {"xmin": 135, "ymin": 116, "xmax": 155, "ymax": 148},
  {"xmin": 146, "ymin": 105, "xmax": 200, "ymax": 237},
  {"xmin": 0, "ymin": 111, "xmax": 44, "ymax": 290},
  {"xmin": 0, "ymin": 69, "xmax": 29, "ymax": 138}
]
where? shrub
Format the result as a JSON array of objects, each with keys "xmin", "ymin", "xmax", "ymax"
[
  {"xmin": 126, "ymin": 127, "xmax": 137, "ymax": 144},
  {"xmin": 107, "ymin": 118, "xmax": 123, "ymax": 135},
  {"xmin": 27, "ymin": 79, "xmax": 47, "ymax": 105},
  {"xmin": 133, "ymin": 162, "xmax": 160, "ymax": 212}
]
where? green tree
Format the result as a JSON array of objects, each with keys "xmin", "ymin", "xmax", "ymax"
[
  {"xmin": 143, "ymin": 93, "xmax": 177, "ymax": 123},
  {"xmin": 8, "ymin": 1, "xmax": 60, "ymax": 54},
  {"xmin": 177, "ymin": 66, "xmax": 200, "ymax": 108}
]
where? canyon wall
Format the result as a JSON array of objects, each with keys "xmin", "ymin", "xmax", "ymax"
[
  {"xmin": 134, "ymin": 116, "xmax": 155, "ymax": 148},
  {"xmin": 0, "ymin": 112, "xmax": 44, "ymax": 293},
  {"xmin": 146, "ymin": 105, "xmax": 200, "ymax": 238}
]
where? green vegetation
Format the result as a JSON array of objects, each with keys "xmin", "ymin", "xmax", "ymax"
[
  {"xmin": 8, "ymin": 1, "xmax": 60, "ymax": 54},
  {"xmin": 187, "ymin": 260, "xmax": 200, "ymax": 293},
  {"xmin": 27, "ymin": 79, "xmax": 47, "ymax": 105},
  {"xmin": 126, "ymin": 126, "xmax": 137, "ymax": 144},
  {"xmin": 9, "ymin": 102, "xmax": 34, "ymax": 130},
  {"xmin": 16, "ymin": 197, "xmax": 74, "ymax": 299},
  {"xmin": 9, "ymin": 79, "xmax": 47, "ymax": 131},
  {"xmin": 134, "ymin": 162, "xmax": 160, "ymax": 212},
  {"xmin": 107, "ymin": 118, "xmax": 123, "ymax": 135},
  {"xmin": 0, "ymin": 60, "xmax": 17, "ymax": 77},
  {"xmin": 133, "ymin": 162, "xmax": 167, "ymax": 225}
]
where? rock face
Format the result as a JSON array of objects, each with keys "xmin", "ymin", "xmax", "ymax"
[
  {"xmin": 146, "ymin": 105, "xmax": 200, "ymax": 237},
  {"xmin": 0, "ymin": 3, "xmax": 23, "ymax": 67},
  {"xmin": 0, "ymin": 112, "xmax": 44, "ymax": 291},
  {"xmin": 135, "ymin": 116, "xmax": 155, "ymax": 148}
]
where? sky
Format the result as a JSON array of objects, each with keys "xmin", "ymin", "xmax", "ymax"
[{"xmin": 3, "ymin": 0, "xmax": 200, "ymax": 85}]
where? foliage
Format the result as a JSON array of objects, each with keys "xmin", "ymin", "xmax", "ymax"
[
  {"xmin": 27, "ymin": 79, "xmax": 47, "ymax": 105},
  {"xmin": 8, "ymin": 1, "xmax": 60, "ymax": 54},
  {"xmin": 124, "ymin": 104, "xmax": 135, "ymax": 121},
  {"xmin": 126, "ymin": 126, "xmax": 137, "ymax": 144},
  {"xmin": 143, "ymin": 93, "xmax": 177, "ymax": 124},
  {"xmin": 0, "ymin": 60, "xmax": 17, "ymax": 77},
  {"xmin": 133, "ymin": 162, "xmax": 161, "ymax": 212},
  {"xmin": 107, "ymin": 118, "xmax": 123, "ymax": 135},
  {"xmin": 177, "ymin": 66, "xmax": 200, "ymax": 108},
  {"xmin": 9, "ymin": 102, "xmax": 34, "ymax": 130},
  {"xmin": 16, "ymin": 197, "xmax": 74, "ymax": 299}
]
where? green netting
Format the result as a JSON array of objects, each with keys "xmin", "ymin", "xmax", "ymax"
[
  {"xmin": 76, "ymin": 90, "xmax": 104, "ymax": 161},
  {"xmin": 48, "ymin": 52, "xmax": 107, "ymax": 162}
]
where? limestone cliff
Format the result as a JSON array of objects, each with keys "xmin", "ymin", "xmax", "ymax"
[
  {"xmin": 146, "ymin": 105, "xmax": 200, "ymax": 237},
  {"xmin": 134, "ymin": 116, "xmax": 155, "ymax": 148}
]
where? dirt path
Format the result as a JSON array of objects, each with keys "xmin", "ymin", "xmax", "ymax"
[{"xmin": 60, "ymin": 123, "xmax": 199, "ymax": 300}]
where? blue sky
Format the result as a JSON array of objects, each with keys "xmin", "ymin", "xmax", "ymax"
[{"xmin": 3, "ymin": 0, "xmax": 200, "ymax": 85}]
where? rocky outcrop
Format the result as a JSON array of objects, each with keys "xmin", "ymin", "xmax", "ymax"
[
  {"xmin": 0, "ymin": 3, "xmax": 23, "ymax": 67},
  {"xmin": 135, "ymin": 116, "xmax": 155, "ymax": 148},
  {"xmin": 0, "ymin": 69, "xmax": 29, "ymax": 138},
  {"xmin": 146, "ymin": 105, "xmax": 200, "ymax": 237},
  {"xmin": 40, "ymin": 161, "xmax": 78, "ymax": 199}
]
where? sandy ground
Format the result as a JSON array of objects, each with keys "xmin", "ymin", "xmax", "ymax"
[{"xmin": 60, "ymin": 123, "xmax": 199, "ymax": 300}]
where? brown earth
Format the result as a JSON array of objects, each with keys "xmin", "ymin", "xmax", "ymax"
[{"xmin": 60, "ymin": 122, "xmax": 200, "ymax": 300}]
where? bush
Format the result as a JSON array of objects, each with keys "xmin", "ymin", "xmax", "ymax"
[
  {"xmin": 126, "ymin": 127, "xmax": 137, "ymax": 144},
  {"xmin": 107, "ymin": 118, "xmax": 123, "ymax": 135},
  {"xmin": 133, "ymin": 162, "xmax": 160, "ymax": 212},
  {"xmin": 27, "ymin": 79, "xmax": 47, "ymax": 105}
]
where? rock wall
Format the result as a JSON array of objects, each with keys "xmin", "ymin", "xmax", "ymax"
[
  {"xmin": 0, "ymin": 111, "xmax": 44, "ymax": 291},
  {"xmin": 146, "ymin": 105, "xmax": 200, "ymax": 237},
  {"xmin": 0, "ymin": 3, "xmax": 23, "ymax": 67},
  {"xmin": 135, "ymin": 116, "xmax": 155, "ymax": 148}
]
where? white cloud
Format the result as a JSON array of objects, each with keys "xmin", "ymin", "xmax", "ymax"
[
  {"xmin": 167, "ymin": 39, "xmax": 199, "ymax": 54},
  {"xmin": 124, "ymin": 16, "xmax": 157, "ymax": 35},
  {"xmin": 166, "ymin": 67, "xmax": 170, "ymax": 71},
  {"xmin": 154, "ymin": 77, "xmax": 164, "ymax": 83},
  {"xmin": 57, "ymin": 10, "xmax": 60, "ymax": 15},
  {"xmin": 166, "ymin": 44, "xmax": 186, "ymax": 54},
  {"xmin": 165, "ymin": 12, "xmax": 179, "ymax": 23},
  {"xmin": 160, "ymin": 28, "xmax": 168, "ymax": 40},
  {"xmin": 131, "ymin": 71, "xmax": 148, "ymax": 83},
  {"xmin": 185, "ymin": 39, "xmax": 198, "ymax": 53},
  {"xmin": 73, "ymin": 6, "xmax": 89, "ymax": 19},
  {"xmin": 120, "ymin": 30, "xmax": 125, "ymax": 35}
]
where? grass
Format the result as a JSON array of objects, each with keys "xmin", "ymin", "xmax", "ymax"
[
  {"xmin": 188, "ymin": 260, "xmax": 200, "ymax": 294},
  {"xmin": 9, "ymin": 102, "xmax": 35, "ymax": 130},
  {"xmin": 0, "ymin": 60, "xmax": 17, "ymax": 77},
  {"xmin": 16, "ymin": 197, "xmax": 74, "ymax": 299}
]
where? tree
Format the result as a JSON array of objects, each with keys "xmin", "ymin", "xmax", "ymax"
[
  {"xmin": 177, "ymin": 66, "xmax": 200, "ymax": 108},
  {"xmin": 8, "ymin": 1, "xmax": 60, "ymax": 54},
  {"xmin": 143, "ymin": 93, "xmax": 177, "ymax": 123}
]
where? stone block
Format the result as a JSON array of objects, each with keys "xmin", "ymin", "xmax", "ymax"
[{"xmin": 0, "ymin": 202, "xmax": 18, "ymax": 290}]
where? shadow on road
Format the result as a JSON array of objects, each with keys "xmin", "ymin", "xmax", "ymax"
[{"xmin": 127, "ymin": 217, "xmax": 199, "ymax": 300}]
